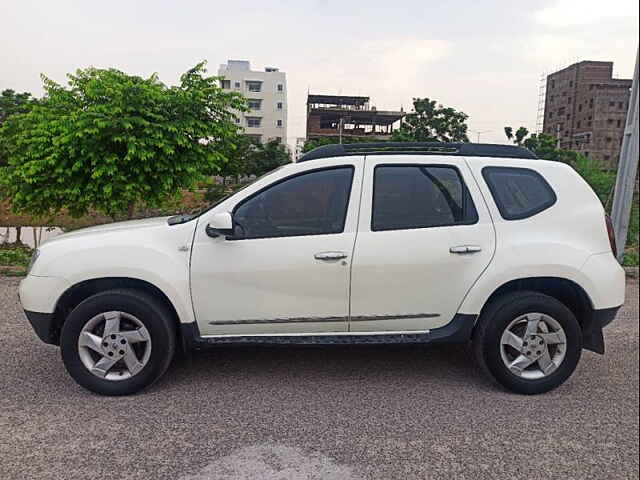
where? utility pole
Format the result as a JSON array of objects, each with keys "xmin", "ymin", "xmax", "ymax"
[
  {"xmin": 471, "ymin": 130, "xmax": 491, "ymax": 143},
  {"xmin": 611, "ymin": 48, "xmax": 639, "ymax": 263}
]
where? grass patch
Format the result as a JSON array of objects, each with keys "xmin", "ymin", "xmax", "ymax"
[
  {"xmin": 0, "ymin": 244, "xmax": 32, "ymax": 276},
  {"xmin": 0, "ymin": 266, "xmax": 27, "ymax": 276},
  {"xmin": 0, "ymin": 245, "xmax": 32, "ymax": 266},
  {"xmin": 623, "ymin": 196, "xmax": 639, "ymax": 267}
]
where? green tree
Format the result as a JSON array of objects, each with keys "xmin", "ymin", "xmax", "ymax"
[
  {"xmin": 247, "ymin": 139, "xmax": 291, "ymax": 176},
  {"xmin": 0, "ymin": 89, "xmax": 35, "ymax": 123},
  {"xmin": 391, "ymin": 98, "xmax": 469, "ymax": 142},
  {"xmin": 217, "ymin": 134, "xmax": 253, "ymax": 183},
  {"xmin": 0, "ymin": 89, "xmax": 36, "ymax": 167},
  {"xmin": 505, "ymin": 127, "xmax": 579, "ymax": 164},
  {"xmin": 504, "ymin": 126, "xmax": 616, "ymax": 205},
  {"xmin": 504, "ymin": 126, "xmax": 529, "ymax": 146},
  {"xmin": 0, "ymin": 62, "xmax": 246, "ymax": 219}
]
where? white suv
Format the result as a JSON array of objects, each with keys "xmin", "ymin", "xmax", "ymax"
[{"xmin": 19, "ymin": 143, "xmax": 625, "ymax": 396}]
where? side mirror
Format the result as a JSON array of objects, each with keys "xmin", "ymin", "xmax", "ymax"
[{"xmin": 205, "ymin": 212, "xmax": 234, "ymax": 238}]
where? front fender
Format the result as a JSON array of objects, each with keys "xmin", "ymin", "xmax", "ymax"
[{"xmin": 28, "ymin": 221, "xmax": 196, "ymax": 324}]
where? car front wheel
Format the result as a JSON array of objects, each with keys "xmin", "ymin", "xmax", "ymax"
[
  {"xmin": 473, "ymin": 291, "xmax": 583, "ymax": 395},
  {"xmin": 60, "ymin": 289, "xmax": 176, "ymax": 396}
]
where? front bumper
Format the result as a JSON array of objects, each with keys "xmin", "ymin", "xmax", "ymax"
[
  {"xmin": 19, "ymin": 275, "xmax": 69, "ymax": 346},
  {"xmin": 24, "ymin": 310, "xmax": 59, "ymax": 345}
]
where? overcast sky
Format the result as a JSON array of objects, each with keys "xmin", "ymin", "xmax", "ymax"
[{"xmin": 1, "ymin": 0, "xmax": 638, "ymax": 148}]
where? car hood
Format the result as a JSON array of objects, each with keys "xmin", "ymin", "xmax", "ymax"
[{"xmin": 43, "ymin": 216, "xmax": 173, "ymax": 245}]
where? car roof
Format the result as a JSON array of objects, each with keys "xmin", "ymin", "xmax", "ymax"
[{"xmin": 298, "ymin": 142, "xmax": 538, "ymax": 162}]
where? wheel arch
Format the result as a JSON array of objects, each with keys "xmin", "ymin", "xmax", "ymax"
[
  {"xmin": 477, "ymin": 277, "xmax": 593, "ymax": 321},
  {"xmin": 472, "ymin": 276, "xmax": 605, "ymax": 353},
  {"xmin": 48, "ymin": 277, "xmax": 181, "ymax": 346}
]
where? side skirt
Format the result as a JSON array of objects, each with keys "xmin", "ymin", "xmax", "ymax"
[{"xmin": 180, "ymin": 314, "xmax": 476, "ymax": 351}]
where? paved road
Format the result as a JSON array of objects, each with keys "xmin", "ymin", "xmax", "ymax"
[{"xmin": 1, "ymin": 278, "xmax": 638, "ymax": 480}]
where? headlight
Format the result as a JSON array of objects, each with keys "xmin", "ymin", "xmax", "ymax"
[{"xmin": 26, "ymin": 249, "xmax": 40, "ymax": 275}]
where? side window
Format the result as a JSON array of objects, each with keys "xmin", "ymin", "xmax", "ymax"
[
  {"xmin": 372, "ymin": 165, "xmax": 478, "ymax": 231},
  {"xmin": 234, "ymin": 167, "xmax": 354, "ymax": 239},
  {"xmin": 482, "ymin": 167, "xmax": 557, "ymax": 220}
]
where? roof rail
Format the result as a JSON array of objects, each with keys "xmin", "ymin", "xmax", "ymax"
[{"xmin": 298, "ymin": 142, "xmax": 538, "ymax": 162}]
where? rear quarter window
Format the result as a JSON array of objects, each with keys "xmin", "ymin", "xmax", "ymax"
[{"xmin": 482, "ymin": 166, "xmax": 557, "ymax": 220}]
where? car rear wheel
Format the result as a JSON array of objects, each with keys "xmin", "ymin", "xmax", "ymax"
[
  {"xmin": 473, "ymin": 291, "xmax": 582, "ymax": 394},
  {"xmin": 60, "ymin": 289, "xmax": 176, "ymax": 396}
]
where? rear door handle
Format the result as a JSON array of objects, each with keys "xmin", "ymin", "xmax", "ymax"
[
  {"xmin": 450, "ymin": 245, "xmax": 482, "ymax": 254},
  {"xmin": 314, "ymin": 251, "xmax": 348, "ymax": 261}
]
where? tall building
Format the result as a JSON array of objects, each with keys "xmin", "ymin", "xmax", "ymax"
[
  {"xmin": 306, "ymin": 94, "xmax": 405, "ymax": 141},
  {"xmin": 218, "ymin": 60, "xmax": 287, "ymax": 145},
  {"xmin": 294, "ymin": 137, "xmax": 306, "ymax": 161},
  {"xmin": 542, "ymin": 61, "xmax": 632, "ymax": 167}
]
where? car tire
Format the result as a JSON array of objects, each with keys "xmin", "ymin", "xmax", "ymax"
[
  {"xmin": 473, "ymin": 291, "xmax": 582, "ymax": 395},
  {"xmin": 60, "ymin": 289, "xmax": 176, "ymax": 396}
]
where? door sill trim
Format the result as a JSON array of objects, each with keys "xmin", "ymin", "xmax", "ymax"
[
  {"xmin": 180, "ymin": 314, "xmax": 476, "ymax": 350},
  {"xmin": 201, "ymin": 329, "xmax": 430, "ymax": 338}
]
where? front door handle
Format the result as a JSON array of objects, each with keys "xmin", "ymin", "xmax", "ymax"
[
  {"xmin": 450, "ymin": 245, "xmax": 482, "ymax": 254},
  {"xmin": 314, "ymin": 251, "xmax": 348, "ymax": 261}
]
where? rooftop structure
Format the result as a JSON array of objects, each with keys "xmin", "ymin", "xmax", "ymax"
[{"xmin": 306, "ymin": 94, "xmax": 405, "ymax": 141}]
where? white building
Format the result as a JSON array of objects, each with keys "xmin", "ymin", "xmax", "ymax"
[
  {"xmin": 218, "ymin": 60, "xmax": 287, "ymax": 145},
  {"xmin": 294, "ymin": 137, "xmax": 307, "ymax": 161}
]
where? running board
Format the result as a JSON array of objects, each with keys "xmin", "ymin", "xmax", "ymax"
[{"xmin": 180, "ymin": 314, "xmax": 476, "ymax": 351}]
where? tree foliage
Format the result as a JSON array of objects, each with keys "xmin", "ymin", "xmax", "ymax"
[
  {"xmin": 247, "ymin": 139, "xmax": 291, "ymax": 177},
  {"xmin": 218, "ymin": 136, "xmax": 290, "ymax": 181},
  {"xmin": 0, "ymin": 63, "xmax": 246, "ymax": 219},
  {"xmin": 504, "ymin": 127, "xmax": 580, "ymax": 164},
  {"xmin": 504, "ymin": 126, "xmax": 529, "ymax": 146},
  {"xmin": 0, "ymin": 89, "xmax": 36, "ymax": 167},
  {"xmin": 0, "ymin": 89, "xmax": 35, "ymax": 123},
  {"xmin": 391, "ymin": 98, "xmax": 469, "ymax": 142},
  {"xmin": 504, "ymin": 126, "xmax": 616, "ymax": 204}
]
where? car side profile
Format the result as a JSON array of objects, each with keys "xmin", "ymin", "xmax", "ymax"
[{"xmin": 19, "ymin": 142, "xmax": 625, "ymax": 396}]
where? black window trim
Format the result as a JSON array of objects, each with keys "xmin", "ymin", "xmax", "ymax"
[
  {"xmin": 481, "ymin": 166, "xmax": 557, "ymax": 221},
  {"xmin": 229, "ymin": 165, "xmax": 356, "ymax": 241},
  {"xmin": 371, "ymin": 163, "xmax": 480, "ymax": 232}
]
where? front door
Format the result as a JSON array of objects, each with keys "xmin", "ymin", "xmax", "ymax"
[
  {"xmin": 190, "ymin": 159, "xmax": 364, "ymax": 336},
  {"xmin": 349, "ymin": 155, "xmax": 495, "ymax": 332}
]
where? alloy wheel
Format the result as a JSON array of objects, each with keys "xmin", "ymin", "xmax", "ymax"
[
  {"xmin": 77, "ymin": 311, "xmax": 152, "ymax": 381},
  {"xmin": 499, "ymin": 312, "xmax": 567, "ymax": 380}
]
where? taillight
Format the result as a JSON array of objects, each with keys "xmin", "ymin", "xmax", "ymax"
[{"xmin": 605, "ymin": 215, "xmax": 618, "ymax": 258}]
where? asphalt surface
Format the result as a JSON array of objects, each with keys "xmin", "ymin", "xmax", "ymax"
[{"xmin": 1, "ymin": 277, "xmax": 638, "ymax": 480}]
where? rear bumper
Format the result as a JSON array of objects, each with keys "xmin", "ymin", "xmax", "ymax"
[
  {"xmin": 580, "ymin": 253, "xmax": 626, "ymax": 309},
  {"xmin": 594, "ymin": 306, "xmax": 620, "ymax": 328},
  {"xmin": 24, "ymin": 310, "xmax": 59, "ymax": 345},
  {"xmin": 582, "ymin": 305, "xmax": 621, "ymax": 355}
]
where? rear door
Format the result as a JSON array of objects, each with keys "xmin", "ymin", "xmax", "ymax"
[{"xmin": 349, "ymin": 155, "xmax": 495, "ymax": 332}]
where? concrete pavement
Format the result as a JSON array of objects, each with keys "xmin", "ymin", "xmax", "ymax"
[{"xmin": 1, "ymin": 278, "xmax": 638, "ymax": 479}]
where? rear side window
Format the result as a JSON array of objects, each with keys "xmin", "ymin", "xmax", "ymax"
[
  {"xmin": 482, "ymin": 167, "xmax": 557, "ymax": 220},
  {"xmin": 372, "ymin": 165, "xmax": 478, "ymax": 231}
]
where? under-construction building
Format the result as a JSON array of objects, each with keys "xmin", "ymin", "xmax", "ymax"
[
  {"xmin": 306, "ymin": 94, "xmax": 405, "ymax": 141},
  {"xmin": 542, "ymin": 61, "xmax": 632, "ymax": 167}
]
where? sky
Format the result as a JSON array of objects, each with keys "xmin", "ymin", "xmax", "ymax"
[{"xmin": 1, "ymin": 0, "xmax": 638, "ymax": 150}]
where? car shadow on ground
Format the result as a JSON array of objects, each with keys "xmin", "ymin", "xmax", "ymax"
[{"xmin": 161, "ymin": 342, "xmax": 498, "ymax": 394}]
